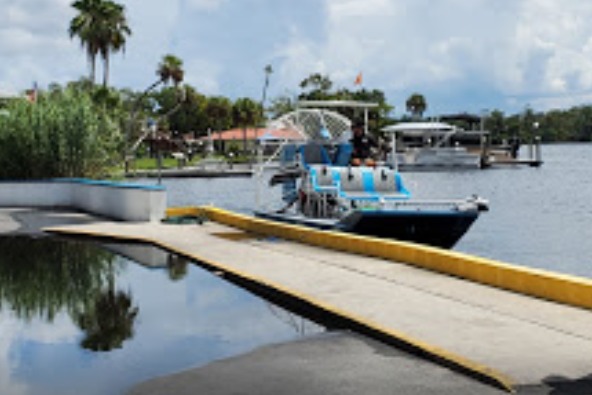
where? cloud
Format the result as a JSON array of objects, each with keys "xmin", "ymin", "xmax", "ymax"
[
  {"xmin": 183, "ymin": 58, "xmax": 221, "ymax": 95},
  {"xmin": 2, "ymin": 0, "xmax": 592, "ymax": 113},
  {"xmin": 272, "ymin": 0, "xmax": 592, "ymax": 113},
  {"xmin": 109, "ymin": 0, "xmax": 182, "ymax": 88},
  {"xmin": 0, "ymin": 0, "xmax": 82, "ymax": 91},
  {"xmin": 185, "ymin": 0, "xmax": 225, "ymax": 11},
  {"xmin": 0, "ymin": 313, "xmax": 29, "ymax": 395}
]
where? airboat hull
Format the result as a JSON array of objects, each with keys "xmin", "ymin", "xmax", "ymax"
[{"xmin": 254, "ymin": 209, "xmax": 478, "ymax": 249}]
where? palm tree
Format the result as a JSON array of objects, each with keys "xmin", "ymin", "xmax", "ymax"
[
  {"xmin": 125, "ymin": 54, "xmax": 185, "ymax": 168},
  {"xmin": 96, "ymin": 1, "xmax": 131, "ymax": 87},
  {"xmin": 69, "ymin": 0, "xmax": 103, "ymax": 84},
  {"xmin": 406, "ymin": 93, "xmax": 427, "ymax": 119},
  {"xmin": 69, "ymin": 0, "xmax": 131, "ymax": 86},
  {"xmin": 157, "ymin": 54, "xmax": 184, "ymax": 86},
  {"xmin": 233, "ymin": 98, "xmax": 262, "ymax": 153},
  {"xmin": 261, "ymin": 64, "xmax": 273, "ymax": 110}
]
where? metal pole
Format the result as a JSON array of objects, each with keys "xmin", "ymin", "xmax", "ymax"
[
  {"xmin": 391, "ymin": 133, "xmax": 398, "ymax": 171},
  {"xmin": 157, "ymin": 147, "xmax": 162, "ymax": 185},
  {"xmin": 255, "ymin": 141, "xmax": 263, "ymax": 210}
]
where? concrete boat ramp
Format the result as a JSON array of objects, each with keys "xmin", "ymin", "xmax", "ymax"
[{"xmin": 43, "ymin": 207, "xmax": 592, "ymax": 393}]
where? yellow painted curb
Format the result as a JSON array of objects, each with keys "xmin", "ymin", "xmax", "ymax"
[
  {"xmin": 166, "ymin": 206, "xmax": 592, "ymax": 312},
  {"xmin": 44, "ymin": 223, "xmax": 515, "ymax": 392}
]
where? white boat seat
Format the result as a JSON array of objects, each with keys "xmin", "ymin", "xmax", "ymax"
[{"xmin": 308, "ymin": 165, "xmax": 410, "ymax": 201}]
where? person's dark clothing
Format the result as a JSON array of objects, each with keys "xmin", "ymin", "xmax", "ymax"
[{"xmin": 351, "ymin": 133, "xmax": 376, "ymax": 160}]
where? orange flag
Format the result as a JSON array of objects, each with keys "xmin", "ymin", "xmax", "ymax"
[{"xmin": 354, "ymin": 72, "xmax": 363, "ymax": 86}]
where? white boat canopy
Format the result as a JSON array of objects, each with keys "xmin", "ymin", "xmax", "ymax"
[
  {"xmin": 297, "ymin": 100, "xmax": 379, "ymax": 109},
  {"xmin": 267, "ymin": 108, "xmax": 352, "ymax": 142},
  {"xmin": 382, "ymin": 122, "xmax": 456, "ymax": 134}
]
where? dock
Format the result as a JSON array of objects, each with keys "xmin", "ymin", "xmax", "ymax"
[
  {"xmin": 45, "ymin": 207, "xmax": 592, "ymax": 392},
  {"xmin": 488, "ymin": 158, "xmax": 543, "ymax": 168},
  {"xmin": 125, "ymin": 166, "xmax": 253, "ymax": 178}
]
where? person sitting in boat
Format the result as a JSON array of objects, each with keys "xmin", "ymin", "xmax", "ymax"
[{"xmin": 350, "ymin": 120, "xmax": 377, "ymax": 166}]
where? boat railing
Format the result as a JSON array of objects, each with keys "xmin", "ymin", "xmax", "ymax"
[
  {"xmin": 300, "ymin": 165, "xmax": 415, "ymax": 217},
  {"xmin": 303, "ymin": 164, "xmax": 487, "ymax": 213}
]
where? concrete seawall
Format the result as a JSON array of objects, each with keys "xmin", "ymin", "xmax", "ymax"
[{"xmin": 0, "ymin": 179, "xmax": 166, "ymax": 221}]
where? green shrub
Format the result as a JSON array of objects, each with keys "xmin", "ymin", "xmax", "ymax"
[{"xmin": 0, "ymin": 89, "xmax": 121, "ymax": 179}]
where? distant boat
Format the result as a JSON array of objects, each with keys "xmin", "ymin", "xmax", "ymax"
[
  {"xmin": 382, "ymin": 121, "xmax": 488, "ymax": 170},
  {"xmin": 254, "ymin": 104, "xmax": 488, "ymax": 249}
]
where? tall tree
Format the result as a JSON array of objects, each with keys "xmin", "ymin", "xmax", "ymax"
[
  {"xmin": 96, "ymin": 1, "xmax": 131, "ymax": 87},
  {"xmin": 205, "ymin": 96, "xmax": 233, "ymax": 152},
  {"xmin": 126, "ymin": 54, "xmax": 185, "ymax": 162},
  {"xmin": 206, "ymin": 97, "xmax": 233, "ymax": 130},
  {"xmin": 154, "ymin": 85, "xmax": 207, "ymax": 135},
  {"xmin": 132, "ymin": 54, "xmax": 184, "ymax": 119},
  {"xmin": 261, "ymin": 64, "xmax": 273, "ymax": 110},
  {"xmin": 406, "ymin": 93, "xmax": 427, "ymax": 119},
  {"xmin": 485, "ymin": 110, "xmax": 507, "ymax": 143},
  {"xmin": 69, "ymin": 0, "xmax": 131, "ymax": 86},
  {"xmin": 268, "ymin": 94, "xmax": 296, "ymax": 120},
  {"xmin": 232, "ymin": 98, "xmax": 262, "ymax": 153},
  {"xmin": 69, "ymin": 0, "xmax": 103, "ymax": 83},
  {"xmin": 156, "ymin": 54, "xmax": 185, "ymax": 87},
  {"xmin": 298, "ymin": 73, "xmax": 333, "ymax": 101}
]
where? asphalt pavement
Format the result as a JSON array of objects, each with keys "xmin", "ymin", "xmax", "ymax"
[{"xmin": 126, "ymin": 331, "xmax": 507, "ymax": 395}]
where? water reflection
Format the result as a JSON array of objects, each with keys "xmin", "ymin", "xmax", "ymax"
[
  {"xmin": 0, "ymin": 237, "xmax": 119, "ymax": 323},
  {"xmin": 166, "ymin": 253, "xmax": 189, "ymax": 281},
  {"xmin": 0, "ymin": 237, "xmax": 323, "ymax": 395},
  {"xmin": 75, "ymin": 289, "xmax": 138, "ymax": 352}
]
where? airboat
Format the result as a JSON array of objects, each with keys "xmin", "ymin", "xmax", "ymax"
[{"xmin": 254, "ymin": 101, "xmax": 488, "ymax": 249}]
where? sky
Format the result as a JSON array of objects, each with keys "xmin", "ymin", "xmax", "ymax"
[{"xmin": 3, "ymin": 0, "xmax": 592, "ymax": 116}]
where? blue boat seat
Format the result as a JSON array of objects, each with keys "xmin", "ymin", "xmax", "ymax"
[
  {"xmin": 298, "ymin": 143, "xmax": 332, "ymax": 169},
  {"xmin": 308, "ymin": 165, "xmax": 410, "ymax": 202},
  {"xmin": 309, "ymin": 165, "xmax": 339, "ymax": 193},
  {"xmin": 332, "ymin": 143, "xmax": 353, "ymax": 166}
]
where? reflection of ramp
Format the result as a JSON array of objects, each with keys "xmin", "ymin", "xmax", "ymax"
[{"xmin": 103, "ymin": 243, "xmax": 170, "ymax": 268}]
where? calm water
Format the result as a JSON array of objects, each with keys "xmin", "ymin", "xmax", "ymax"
[
  {"xmin": 154, "ymin": 143, "xmax": 592, "ymax": 278},
  {"xmin": 0, "ymin": 237, "xmax": 322, "ymax": 395}
]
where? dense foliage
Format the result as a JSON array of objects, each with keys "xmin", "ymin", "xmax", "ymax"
[
  {"xmin": 484, "ymin": 107, "xmax": 592, "ymax": 143},
  {"xmin": 0, "ymin": 87, "xmax": 121, "ymax": 179},
  {"xmin": 4, "ymin": 66, "xmax": 592, "ymax": 181}
]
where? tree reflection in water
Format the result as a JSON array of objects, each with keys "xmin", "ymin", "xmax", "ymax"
[
  {"xmin": 0, "ymin": 236, "xmax": 138, "ymax": 351},
  {"xmin": 75, "ymin": 289, "xmax": 138, "ymax": 351},
  {"xmin": 166, "ymin": 253, "xmax": 189, "ymax": 281}
]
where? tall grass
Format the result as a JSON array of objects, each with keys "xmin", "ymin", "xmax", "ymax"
[{"xmin": 0, "ymin": 89, "xmax": 121, "ymax": 179}]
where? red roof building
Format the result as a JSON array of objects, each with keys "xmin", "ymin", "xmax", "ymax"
[{"xmin": 198, "ymin": 127, "xmax": 304, "ymax": 142}]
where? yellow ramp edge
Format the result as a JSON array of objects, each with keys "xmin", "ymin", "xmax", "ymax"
[
  {"xmin": 168, "ymin": 206, "xmax": 592, "ymax": 312},
  {"xmin": 45, "ymin": 222, "xmax": 515, "ymax": 392}
]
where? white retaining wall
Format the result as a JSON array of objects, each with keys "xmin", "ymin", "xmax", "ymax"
[{"xmin": 0, "ymin": 179, "xmax": 166, "ymax": 222}]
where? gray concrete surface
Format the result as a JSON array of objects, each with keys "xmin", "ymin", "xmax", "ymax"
[
  {"xmin": 0, "ymin": 208, "xmax": 100, "ymax": 235},
  {"xmin": 127, "ymin": 331, "xmax": 507, "ymax": 395},
  {"xmin": 126, "ymin": 331, "xmax": 592, "ymax": 395},
  {"xmin": 3, "ymin": 209, "xmax": 592, "ymax": 393},
  {"xmin": 45, "ymin": 220, "xmax": 592, "ymax": 390}
]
